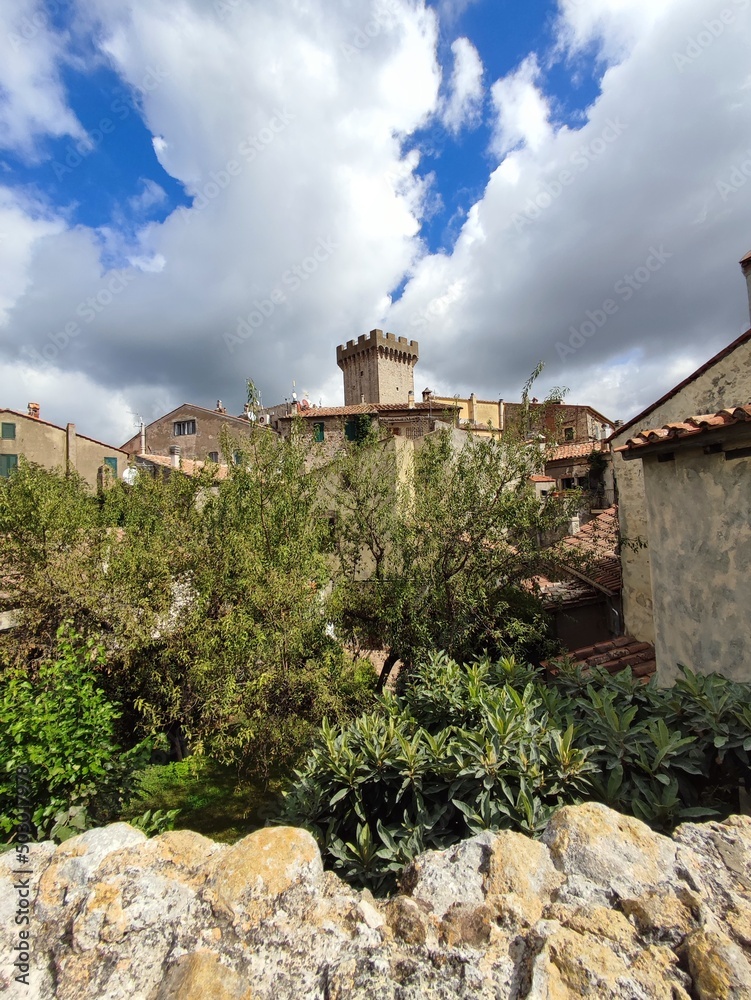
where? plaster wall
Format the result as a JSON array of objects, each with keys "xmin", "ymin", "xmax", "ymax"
[
  {"xmin": 0, "ymin": 412, "xmax": 126, "ymax": 489},
  {"xmin": 611, "ymin": 336, "xmax": 751, "ymax": 643},
  {"xmin": 121, "ymin": 406, "xmax": 256, "ymax": 460},
  {"xmin": 639, "ymin": 428, "xmax": 751, "ymax": 683}
]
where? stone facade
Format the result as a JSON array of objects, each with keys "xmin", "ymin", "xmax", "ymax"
[
  {"xmin": 120, "ymin": 404, "xmax": 261, "ymax": 462},
  {"xmin": 337, "ymin": 330, "xmax": 419, "ymax": 406},
  {"xmin": 620, "ymin": 416, "xmax": 751, "ymax": 683},
  {"xmin": 0, "ymin": 406, "xmax": 128, "ymax": 490},
  {"xmin": 611, "ymin": 331, "xmax": 751, "ymax": 644},
  {"xmin": 5, "ymin": 804, "xmax": 751, "ymax": 999}
]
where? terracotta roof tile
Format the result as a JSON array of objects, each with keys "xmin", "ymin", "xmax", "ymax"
[
  {"xmin": 557, "ymin": 506, "xmax": 621, "ymax": 594},
  {"xmin": 544, "ymin": 635, "xmax": 657, "ymax": 681},
  {"xmin": 277, "ymin": 401, "xmax": 456, "ymax": 419},
  {"xmin": 549, "ymin": 441, "xmax": 608, "ymax": 462},
  {"xmin": 616, "ymin": 404, "xmax": 751, "ymax": 454}
]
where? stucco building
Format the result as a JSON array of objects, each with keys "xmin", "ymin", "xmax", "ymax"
[
  {"xmin": 610, "ymin": 331, "xmax": 751, "ymax": 645},
  {"xmin": 121, "ymin": 401, "xmax": 263, "ymax": 462},
  {"xmin": 0, "ymin": 403, "xmax": 128, "ymax": 489},
  {"xmin": 616, "ymin": 405, "xmax": 751, "ymax": 683}
]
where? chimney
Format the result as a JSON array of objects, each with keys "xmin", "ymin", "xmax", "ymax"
[
  {"xmin": 408, "ymin": 389, "xmax": 415, "ymax": 409},
  {"xmin": 27, "ymin": 402, "xmax": 40, "ymax": 419},
  {"xmin": 215, "ymin": 399, "xmax": 226, "ymax": 414},
  {"xmin": 741, "ymin": 250, "xmax": 751, "ymax": 325},
  {"xmin": 169, "ymin": 445, "xmax": 181, "ymax": 470},
  {"xmin": 422, "ymin": 387, "xmax": 432, "ymax": 402}
]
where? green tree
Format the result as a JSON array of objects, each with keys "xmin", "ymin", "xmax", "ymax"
[{"xmin": 327, "ymin": 426, "xmax": 581, "ymax": 686}]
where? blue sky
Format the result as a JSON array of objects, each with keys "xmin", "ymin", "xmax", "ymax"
[{"xmin": 1, "ymin": 0, "xmax": 750, "ymax": 443}]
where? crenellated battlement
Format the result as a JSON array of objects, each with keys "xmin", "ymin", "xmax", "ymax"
[{"xmin": 336, "ymin": 330, "xmax": 419, "ymax": 405}]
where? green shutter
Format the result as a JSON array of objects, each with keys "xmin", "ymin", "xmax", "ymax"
[
  {"xmin": 0, "ymin": 454, "xmax": 18, "ymax": 477},
  {"xmin": 104, "ymin": 457, "xmax": 118, "ymax": 477},
  {"xmin": 1, "ymin": 423, "xmax": 15, "ymax": 440},
  {"xmin": 313, "ymin": 422, "xmax": 324, "ymax": 443}
]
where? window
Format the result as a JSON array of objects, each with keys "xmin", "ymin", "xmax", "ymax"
[
  {"xmin": 0, "ymin": 454, "xmax": 18, "ymax": 477},
  {"xmin": 104, "ymin": 457, "xmax": 118, "ymax": 477},
  {"xmin": 174, "ymin": 420, "xmax": 196, "ymax": 436},
  {"xmin": 313, "ymin": 422, "xmax": 324, "ymax": 443},
  {"xmin": 344, "ymin": 419, "xmax": 357, "ymax": 442},
  {"xmin": 1, "ymin": 422, "xmax": 15, "ymax": 440},
  {"xmin": 576, "ymin": 475, "xmax": 590, "ymax": 489},
  {"xmin": 207, "ymin": 451, "xmax": 220, "ymax": 463},
  {"xmin": 564, "ymin": 426, "xmax": 575, "ymax": 442},
  {"xmin": 561, "ymin": 477, "xmax": 576, "ymax": 490}
]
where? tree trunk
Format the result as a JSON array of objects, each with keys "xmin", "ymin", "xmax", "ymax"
[{"xmin": 376, "ymin": 650, "xmax": 400, "ymax": 693}]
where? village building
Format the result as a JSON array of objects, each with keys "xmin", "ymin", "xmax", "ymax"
[
  {"xmin": 616, "ymin": 404, "xmax": 751, "ymax": 683},
  {"xmin": 120, "ymin": 401, "xmax": 264, "ymax": 463},
  {"xmin": 0, "ymin": 403, "xmax": 128, "ymax": 489}
]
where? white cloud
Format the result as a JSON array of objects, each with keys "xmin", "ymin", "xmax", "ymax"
[
  {"xmin": 0, "ymin": 0, "xmax": 87, "ymax": 157},
  {"xmin": 0, "ymin": 0, "xmax": 750, "ymax": 441},
  {"xmin": 489, "ymin": 55, "xmax": 552, "ymax": 158},
  {"xmin": 387, "ymin": 0, "xmax": 751, "ymax": 422},
  {"xmin": 441, "ymin": 37, "xmax": 484, "ymax": 135}
]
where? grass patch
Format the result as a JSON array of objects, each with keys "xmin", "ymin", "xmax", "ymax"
[{"xmin": 123, "ymin": 756, "xmax": 284, "ymax": 843}]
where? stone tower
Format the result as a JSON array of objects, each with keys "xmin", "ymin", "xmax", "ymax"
[{"xmin": 336, "ymin": 329, "xmax": 419, "ymax": 406}]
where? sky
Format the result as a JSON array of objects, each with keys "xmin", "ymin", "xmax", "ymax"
[{"xmin": 0, "ymin": 0, "xmax": 750, "ymax": 446}]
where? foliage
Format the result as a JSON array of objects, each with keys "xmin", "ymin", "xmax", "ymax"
[
  {"xmin": 0, "ymin": 624, "xmax": 154, "ymax": 843},
  {"xmin": 283, "ymin": 652, "xmax": 751, "ymax": 892},
  {"xmin": 327, "ymin": 427, "xmax": 581, "ymax": 675},
  {"xmin": 0, "ymin": 439, "xmax": 375, "ymax": 782}
]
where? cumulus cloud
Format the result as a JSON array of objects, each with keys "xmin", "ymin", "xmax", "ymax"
[
  {"xmin": 0, "ymin": 0, "xmax": 87, "ymax": 157},
  {"xmin": 489, "ymin": 55, "xmax": 553, "ymax": 159},
  {"xmin": 441, "ymin": 37, "xmax": 484, "ymax": 135},
  {"xmin": 387, "ymin": 0, "xmax": 751, "ymax": 422},
  {"xmin": 0, "ymin": 0, "xmax": 749, "ymax": 444}
]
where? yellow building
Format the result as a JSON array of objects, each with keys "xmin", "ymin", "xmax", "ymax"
[{"xmin": 0, "ymin": 404, "xmax": 128, "ymax": 489}]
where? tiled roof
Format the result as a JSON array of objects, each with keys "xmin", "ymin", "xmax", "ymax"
[
  {"xmin": 530, "ymin": 474, "xmax": 556, "ymax": 483},
  {"xmin": 545, "ymin": 635, "xmax": 656, "ymax": 680},
  {"xmin": 278, "ymin": 401, "xmax": 456, "ymax": 419},
  {"xmin": 557, "ymin": 506, "xmax": 621, "ymax": 594},
  {"xmin": 615, "ymin": 405, "xmax": 751, "ymax": 454},
  {"xmin": 549, "ymin": 441, "xmax": 608, "ymax": 462},
  {"xmin": 608, "ymin": 330, "xmax": 751, "ymax": 442}
]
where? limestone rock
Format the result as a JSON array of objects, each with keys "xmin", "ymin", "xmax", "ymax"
[{"xmin": 5, "ymin": 804, "xmax": 751, "ymax": 999}]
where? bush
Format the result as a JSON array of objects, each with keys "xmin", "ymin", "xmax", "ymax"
[
  {"xmin": 282, "ymin": 652, "xmax": 751, "ymax": 892},
  {"xmin": 0, "ymin": 624, "xmax": 154, "ymax": 842}
]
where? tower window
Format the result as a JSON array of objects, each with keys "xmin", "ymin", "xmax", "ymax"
[{"xmin": 564, "ymin": 426, "xmax": 575, "ymax": 441}]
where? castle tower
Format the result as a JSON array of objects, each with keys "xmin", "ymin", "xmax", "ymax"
[{"xmin": 336, "ymin": 329, "xmax": 419, "ymax": 406}]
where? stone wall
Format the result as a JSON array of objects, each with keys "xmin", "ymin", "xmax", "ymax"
[
  {"xmin": 3, "ymin": 803, "xmax": 751, "ymax": 999},
  {"xmin": 611, "ymin": 334, "xmax": 751, "ymax": 644},
  {"xmin": 637, "ymin": 423, "xmax": 751, "ymax": 683}
]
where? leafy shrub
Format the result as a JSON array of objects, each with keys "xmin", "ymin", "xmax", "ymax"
[
  {"xmin": 282, "ymin": 652, "xmax": 751, "ymax": 892},
  {"xmin": 0, "ymin": 624, "xmax": 154, "ymax": 842}
]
